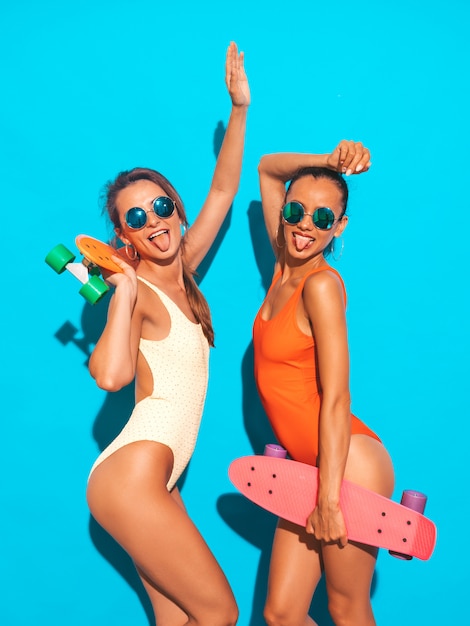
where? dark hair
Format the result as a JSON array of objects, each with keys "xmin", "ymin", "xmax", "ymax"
[
  {"xmin": 285, "ymin": 167, "xmax": 349, "ymax": 257},
  {"xmin": 103, "ymin": 167, "xmax": 215, "ymax": 346}
]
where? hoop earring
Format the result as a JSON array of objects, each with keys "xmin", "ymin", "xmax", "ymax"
[
  {"xmin": 180, "ymin": 223, "xmax": 187, "ymax": 237},
  {"xmin": 125, "ymin": 243, "xmax": 138, "ymax": 261},
  {"xmin": 275, "ymin": 224, "xmax": 285, "ymax": 248},
  {"xmin": 332, "ymin": 237, "xmax": 344, "ymax": 262}
]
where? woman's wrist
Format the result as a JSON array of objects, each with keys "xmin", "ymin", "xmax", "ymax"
[{"xmin": 230, "ymin": 102, "xmax": 249, "ymax": 114}]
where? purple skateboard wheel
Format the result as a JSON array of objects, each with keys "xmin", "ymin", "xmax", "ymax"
[
  {"xmin": 264, "ymin": 444, "xmax": 287, "ymax": 458},
  {"xmin": 400, "ymin": 490, "xmax": 427, "ymax": 514},
  {"xmin": 389, "ymin": 490, "xmax": 428, "ymax": 560}
]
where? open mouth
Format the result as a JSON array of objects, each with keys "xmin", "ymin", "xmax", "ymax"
[
  {"xmin": 293, "ymin": 232, "xmax": 314, "ymax": 251},
  {"xmin": 149, "ymin": 229, "xmax": 169, "ymax": 241},
  {"xmin": 149, "ymin": 228, "xmax": 170, "ymax": 251}
]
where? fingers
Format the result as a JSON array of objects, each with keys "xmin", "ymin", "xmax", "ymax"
[
  {"xmin": 111, "ymin": 254, "xmax": 134, "ymax": 272},
  {"xmin": 225, "ymin": 41, "xmax": 238, "ymax": 87},
  {"xmin": 329, "ymin": 140, "xmax": 372, "ymax": 175},
  {"xmin": 306, "ymin": 508, "xmax": 348, "ymax": 546},
  {"xmin": 225, "ymin": 41, "xmax": 250, "ymax": 106}
]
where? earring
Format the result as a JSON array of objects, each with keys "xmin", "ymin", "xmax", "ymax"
[
  {"xmin": 180, "ymin": 223, "xmax": 187, "ymax": 237},
  {"xmin": 275, "ymin": 224, "xmax": 285, "ymax": 248},
  {"xmin": 332, "ymin": 237, "xmax": 344, "ymax": 261},
  {"xmin": 125, "ymin": 243, "xmax": 138, "ymax": 261}
]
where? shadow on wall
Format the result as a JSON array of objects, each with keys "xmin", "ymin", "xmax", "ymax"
[{"xmin": 216, "ymin": 199, "xmax": 337, "ymax": 625}]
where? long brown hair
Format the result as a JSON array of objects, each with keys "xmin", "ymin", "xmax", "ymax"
[{"xmin": 103, "ymin": 167, "xmax": 215, "ymax": 346}]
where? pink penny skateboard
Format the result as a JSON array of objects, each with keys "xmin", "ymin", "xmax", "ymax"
[
  {"xmin": 45, "ymin": 235, "xmax": 123, "ymax": 305},
  {"xmin": 228, "ymin": 455, "xmax": 437, "ymax": 560}
]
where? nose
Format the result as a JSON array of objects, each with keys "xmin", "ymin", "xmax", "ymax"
[
  {"xmin": 298, "ymin": 212, "xmax": 315, "ymax": 229},
  {"xmin": 146, "ymin": 208, "xmax": 159, "ymax": 225}
]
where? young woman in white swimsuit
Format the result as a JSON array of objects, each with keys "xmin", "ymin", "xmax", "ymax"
[{"xmin": 86, "ymin": 42, "xmax": 250, "ymax": 626}]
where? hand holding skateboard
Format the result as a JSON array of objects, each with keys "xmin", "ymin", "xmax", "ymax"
[
  {"xmin": 45, "ymin": 235, "xmax": 124, "ymax": 305},
  {"xmin": 229, "ymin": 445, "xmax": 437, "ymax": 561}
]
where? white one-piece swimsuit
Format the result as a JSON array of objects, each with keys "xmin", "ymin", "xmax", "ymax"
[{"xmin": 89, "ymin": 276, "xmax": 210, "ymax": 490}]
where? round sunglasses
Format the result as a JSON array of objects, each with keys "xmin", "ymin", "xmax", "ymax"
[
  {"xmin": 125, "ymin": 196, "xmax": 176, "ymax": 230},
  {"xmin": 282, "ymin": 201, "xmax": 339, "ymax": 230}
]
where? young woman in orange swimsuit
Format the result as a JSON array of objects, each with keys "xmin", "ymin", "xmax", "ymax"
[{"xmin": 254, "ymin": 141, "xmax": 395, "ymax": 626}]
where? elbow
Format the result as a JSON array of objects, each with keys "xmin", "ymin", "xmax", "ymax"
[
  {"xmin": 322, "ymin": 391, "xmax": 351, "ymax": 417},
  {"xmin": 258, "ymin": 156, "xmax": 268, "ymax": 174},
  {"xmin": 334, "ymin": 392, "xmax": 352, "ymax": 417},
  {"xmin": 93, "ymin": 375, "xmax": 126, "ymax": 393},
  {"xmin": 89, "ymin": 366, "xmax": 133, "ymax": 393}
]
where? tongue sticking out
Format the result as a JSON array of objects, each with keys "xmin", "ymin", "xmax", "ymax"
[
  {"xmin": 294, "ymin": 234, "xmax": 313, "ymax": 251},
  {"xmin": 151, "ymin": 231, "xmax": 170, "ymax": 252}
]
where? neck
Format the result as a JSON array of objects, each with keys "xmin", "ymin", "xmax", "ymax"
[
  {"xmin": 281, "ymin": 251, "xmax": 329, "ymax": 281},
  {"xmin": 137, "ymin": 253, "xmax": 185, "ymax": 290}
]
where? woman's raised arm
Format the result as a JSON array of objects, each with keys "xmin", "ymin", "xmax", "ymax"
[
  {"xmin": 258, "ymin": 141, "xmax": 371, "ymax": 254},
  {"xmin": 183, "ymin": 41, "xmax": 250, "ymax": 269}
]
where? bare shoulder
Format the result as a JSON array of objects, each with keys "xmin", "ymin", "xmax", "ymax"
[
  {"xmin": 303, "ymin": 269, "xmax": 347, "ymax": 331},
  {"xmin": 303, "ymin": 268, "xmax": 345, "ymax": 303}
]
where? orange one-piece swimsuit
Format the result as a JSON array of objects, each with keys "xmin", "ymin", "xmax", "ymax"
[{"xmin": 253, "ymin": 266, "xmax": 380, "ymax": 466}]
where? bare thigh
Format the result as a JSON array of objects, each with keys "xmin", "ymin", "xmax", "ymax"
[
  {"xmin": 87, "ymin": 441, "xmax": 237, "ymax": 626},
  {"xmin": 344, "ymin": 434, "xmax": 395, "ymax": 497},
  {"xmin": 135, "ymin": 488, "xmax": 190, "ymax": 626},
  {"xmin": 264, "ymin": 518, "xmax": 322, "ymax": 626},
  {"xmin": 322, "ymin": 435, "xmax": 395, "ymax": 625}
]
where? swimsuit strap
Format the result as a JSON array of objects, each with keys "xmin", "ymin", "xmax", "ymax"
[
  {"xmin": 271, "ymin": 266, "xmax": 347, "ymax": 305},
  {"xmin": 137, "ymin": 276, "xmax": 192, "ymax": 323}
]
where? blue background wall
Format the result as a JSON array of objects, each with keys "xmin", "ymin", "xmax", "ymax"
[{"xmin": 1, "ymin": 1, "xmax": 468, "ymax": 624}]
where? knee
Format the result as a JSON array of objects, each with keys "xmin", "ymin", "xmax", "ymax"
[
  {"xmin": 264, "ymin": 600, "xmax": 295, "ymax": 626},
  {"xmin": 205, "ymin": 599, "xmax": 238, "ymax": 626},
  {"xmin": 327, "ymin": 598, "xmax": 348, "ymax": 626},
  {"xmin": 222, "ymin": 602, "xmax": 239, "ymax": 626},
  {"xmin": 191, "ymin": 606, "xmax": 238, "ymax": 626},
  {"xmin": 328, "ymin": 595, "xmax": 373, "ymax": 626}
]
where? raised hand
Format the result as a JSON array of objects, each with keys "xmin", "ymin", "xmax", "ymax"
[
  {"xmin": 101, "ymin": 253, "xmax": 139, "ymax": 303},
  {"xmin": 225, "ymin": 41, "xmax": 250, "ymax": 108},
  {"xmin": 326, "ymin": 140, "xmax": 371, "ymax": 176}
]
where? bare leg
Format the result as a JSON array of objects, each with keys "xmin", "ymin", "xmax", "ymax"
[
  {"xmin": 322, "ymin": 435, "xmax": 395, "ymax": 626},
  {"xmin": 264, "ymin": 518, "xmax": 321, "ymax": 626},
  {"xmin": 87, "ymin": 441, "xmax": 238, "ymax": 626},
  {"xmin": 135, "ymin": 488, "xmax": 191, "ymax": 626}
]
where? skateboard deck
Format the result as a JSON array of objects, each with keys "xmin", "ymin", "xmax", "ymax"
[
  {"xmin": 75, "ymin": 235, "xmax": 123, "ymax": 274},
  {"xmin": 229, "ymin": 455, "xmax": 436, "ymax": 560}
]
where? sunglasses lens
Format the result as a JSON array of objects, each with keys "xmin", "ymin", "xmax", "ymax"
[
  {"xmin": 282, "ymin": 202, "xmax": 304, "ymax": 224},
  {"xmin": 125, "ymin": 207, "xmax": 147, "ymax": 229},
  {"xmin": 313, "ymin": 207, "xmax": 335, "ymax": 230},
  {"xmin": 154, "ymin": 196, "xmax": 175, "ymax": 218}
]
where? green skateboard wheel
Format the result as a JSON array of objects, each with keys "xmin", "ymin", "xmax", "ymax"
[
  {"xmin": 79, "ymin": 275, "xmax": 110, "ymax": 305},
  {"xmin": 45, "ymin": 244, "xmax": 76, "ymax": 273}
]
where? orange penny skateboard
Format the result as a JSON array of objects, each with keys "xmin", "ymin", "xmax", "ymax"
[
  {"xmin": 45, "ymin": 235, "xmax": 123, "ymax": 305},
  {"xmin": 229, "ymin": 454, "xmax": 437, "ymax": 560}
]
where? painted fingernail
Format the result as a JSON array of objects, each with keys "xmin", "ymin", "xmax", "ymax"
[
  {"xmin": 356, "ymin": 164, "xmax": 363, "ymax": 172},
  {"xmin": 346, "ymin": 168, "xmax": 352, "ymax": 176}
]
